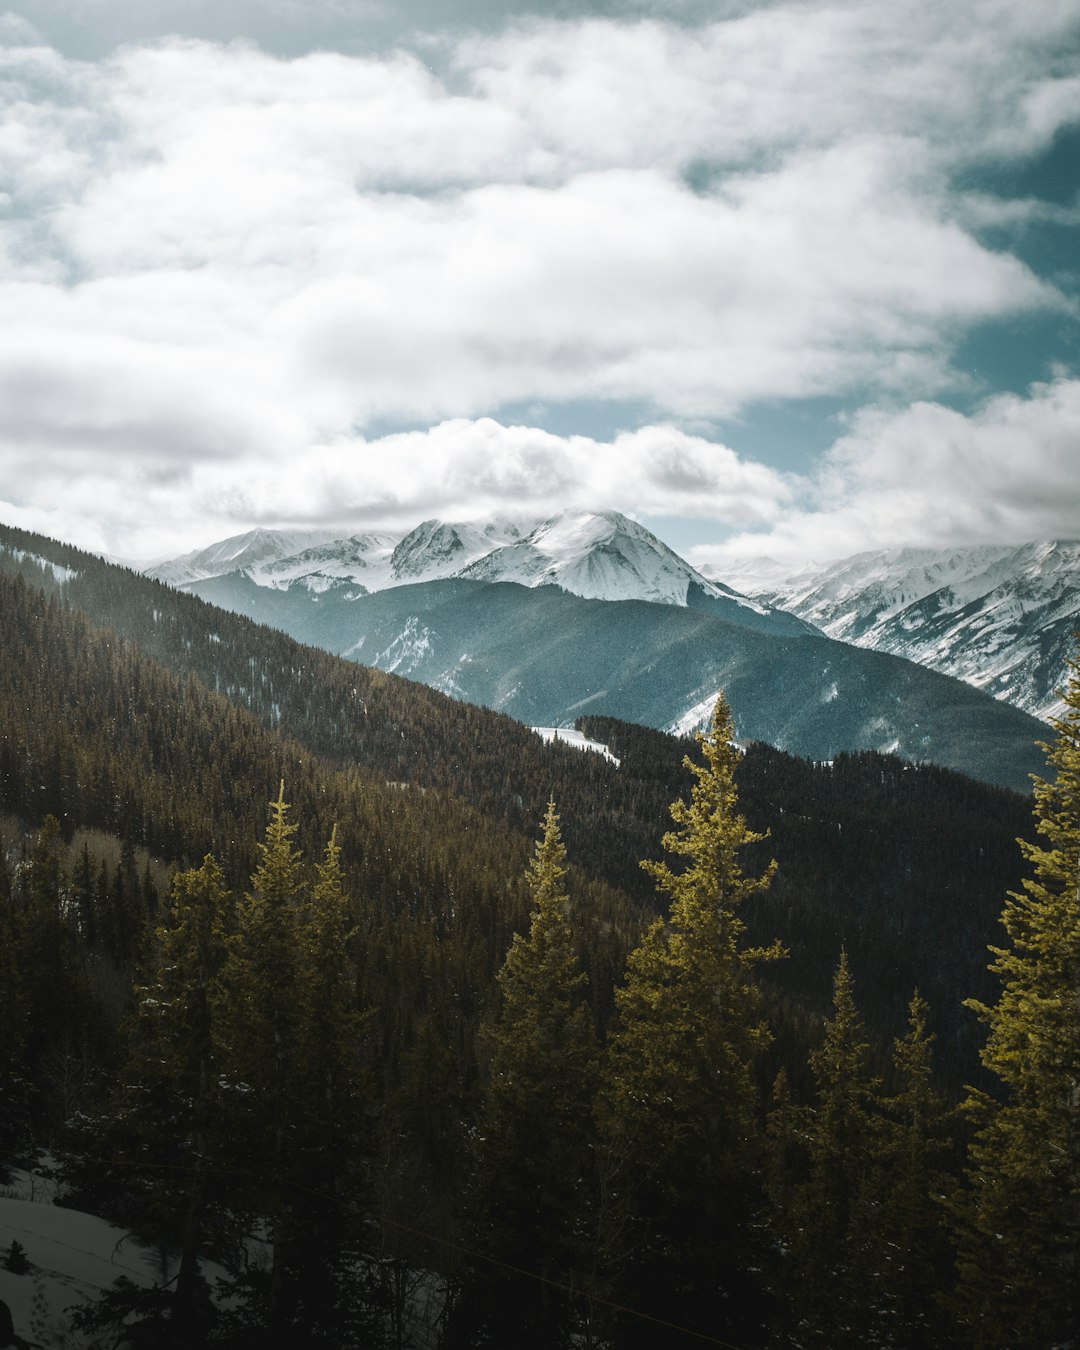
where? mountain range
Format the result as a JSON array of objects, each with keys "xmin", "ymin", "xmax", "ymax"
[
  {"xmin": 711, "ymin": 540, "xmax": 1080, "ymax": 723},
  {"xmin": 145, "ymin": 510, "xmax": 1053, "ymax": 793},
  {"xmin": 150, "ymin": 509, "xmax": 811, "ymax": 636}
]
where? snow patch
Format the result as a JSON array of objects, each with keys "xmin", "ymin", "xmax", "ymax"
[
  {"xmin": 0, "ymin": 1185, "xmax": 228, "ymax": 1349},
  {"xmin": 532, "ymin": 727, "xmax": 620, "ymax": 766},
  {"xmin": 3, "ymin": 546, "xmax": 78, "ymax": 585},
  {"xmin": 667, "ymin": 691, "xmax": 724, "ymax": 738}
]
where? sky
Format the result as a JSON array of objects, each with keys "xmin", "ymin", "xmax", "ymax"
[{"xmin": 0, "ymin": 0, "xmax": 1078, "ymax": 569}]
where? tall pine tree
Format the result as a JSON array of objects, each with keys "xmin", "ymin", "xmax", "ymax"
[
  {"xmin": 451, "ymin": 801, "xmax": 598, "ymax": 1349},
  {"xmin": 598, "ymin": 695, "xmax": 784, "ymax": 1346},
  {"xmin": 212, "ymin": 784, "xmax": 310, "ymax": 1339},
  {"xmin": 784, "ymin": 950, "xmax": 882, "ymax": 1347},
  {"xmin": 954, "ymin": 650, "xmax": 1080, "ymax": 1348},
  {"xmin": 213, "ymin": 786, "xmax": 378, "ymax": 1347}
]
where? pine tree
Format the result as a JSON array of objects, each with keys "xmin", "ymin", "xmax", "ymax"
[
  {"xmin": 875, "ymin": 991, "xmax": 952, "ymax": 1348},
  {"xmin": 787, "ymin": 950, "xmax": 883, "ymax": 1347},
  {"xmin": 137, "ymin": 856, "xmax": 232, "ymax": 1327},
  {"xmin": 71, "ymin": 854, "xmax": 233, "ymax": 1342},
  {"xmin": 451, "ymin": 801, "xmax": 599, "ymax": 1349},
  {"xmin": 213, "ymin": 784, "xmax": 307, "ymax": 1336},
  {"xmin": 598, "ymin": 695, "xmax": 784, "ymax": 1345},
  {"xmin": 954, "ymin": 650, "xmax": 1080, "ymax": 1348},
  {"xmin": 15, "ymin": 816, "xmax": 88, "ymax": 1086},
  {"xmin": 290, "ymin": 825, "xmax": 377, "ymax": 1345},
  {"xmin": 213, "ymin": 787, "xmax": 379, "ymax": 1346},
  {"xmin": 53, "ymin": 850, "xmax": 231, "ymax": 1346}
]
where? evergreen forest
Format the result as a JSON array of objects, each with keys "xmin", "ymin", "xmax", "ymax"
[{"xmin": 0, "ymin": 523, "xmax": 1077, "ymax": 1349}]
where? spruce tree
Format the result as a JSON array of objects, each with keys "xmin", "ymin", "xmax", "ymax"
[
  {"xmin": 291, "ymin": 825, "xmax": 376, "ymax": 1344},
  {"xmin": 598, "ymin": 695, "xmax": 784, "ymax": 1345},
  {"xmin": 787, "ymin": 950, "xmax": 882, "ymax": 1347},
  {"xmin": 875, "ymin": 991, "xmax": 952, "ymax": 1349},
  {"xmin": 954, "ymin": 651, "xmax": 1080, "ymax": 1348},
  {"xmin": 452, "ymin": 801, "xmax": 598, "ymax": 1349},
  {"xmin": 213, "ymin": 784, "xmax": 307, "ymax": 1336},
  {"xmin": 213, "ymin": 787, "xmax": 378, "ymax": 1346}
]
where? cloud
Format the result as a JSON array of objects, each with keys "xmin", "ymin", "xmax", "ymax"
[
  {"xmin": 0, "ymin": 416, "xmax": 794, "ymax": 559},
  {"xmin": 0, "ymin": 3, "xmax": 1077, "ymax": 555},
  {"xmin": 691, "ymin": 377, "xmax": 1080, "ymax": 567}
]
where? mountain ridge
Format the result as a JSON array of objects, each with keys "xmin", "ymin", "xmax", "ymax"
[
  {"xmin": 148, "ymin": 509, "xmax": 814, "ymax": 636},
  {"xmin": 710, "ymin": 539, "xmax": 1080, "ymax": 721}
]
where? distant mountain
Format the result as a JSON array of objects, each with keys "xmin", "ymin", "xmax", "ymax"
[
  {"xmin": 185, "ymin": 570, "xmax": 1048, "ymax": 794},
  {"xmin": 147, "ymin": 527, "xmax": 340, "ymax": 587},
  {"xmin": 152, "ymin": 510, "xmax": 813, "ymax": 636},
  {"xmin": 708, "ymin": 541, "xmax": 1080, "ymax": 721},
  {"xmin": 148, "ymin": 513, "xmax": 1056, "ymax": 790}
]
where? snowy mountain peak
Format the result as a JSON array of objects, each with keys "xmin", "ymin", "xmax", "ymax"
[
  {"xmin": 146, "ymin": 527, "xmax": 339, "ymax": 588},
  {"xmin": 389, "ymin": 517, "xmax": 529, "ymax": 581},
  {"xmin": 147, "ymin": 510, "xmax": 804, "ymax": 633},
  {"xmin": 246, "ymin": 530, "xmax": 400, "ymax": 592},
  {"xmin": 459, "ymin": 507, "xmax": 756, "ymax": 609},
  {"xmin": 727, "ymin": 539, "xmax": 1080, "ymax": 722}
]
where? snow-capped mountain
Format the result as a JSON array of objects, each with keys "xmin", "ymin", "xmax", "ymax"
[
  {"xmin": 706, "ymin": 540, "xmax": 1080, "ymax": 722},
  {"xmin": 458, "ymin": 510, "xmax": 761, "ymax": 609},
  {"xmin": 150, "ymin": 510, "xmax": 812, "ymax": 634},
  {"xmin": 245, "ymin": 530, "xmax": 401, "ymax": 592},
  {"xmin": 146, "ymin": 527, "xmax": 339, "ymax": 588},
  {"xmin": 389, "ymin": 516, "xmax": 529, "ymax": 582},
  {"xmin": 131, "ymin": 515, "xmax": 1055, "ymax": 791}
]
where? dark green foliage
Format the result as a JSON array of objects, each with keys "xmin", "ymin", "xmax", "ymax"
[
  {"xmin": 597, "ymin": 697, "xmax": 784, "ymax": 1346},
  {"xmin": 3, "ymin": 1240, "xmax": 30, "ymax": 1275},
  {"xmin": 953, "ymin": 651, "xmax": 1080, "ymax": 1348},
  {"xmin": 779, "ymin": 952, "xmax": 883, "ymax": 1347},
  {"xmin": 452, "ymin": 802, "xmax": 599, "ymax": 1348},
  {"xmin": 769, "ymin": 968, "xmax": 956, "ymax": 1349}
]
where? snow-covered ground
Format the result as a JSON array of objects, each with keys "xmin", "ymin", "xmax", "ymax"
[
  {"xmin": 532, "ymin": 727, "xmax": 620, "ymax": 766},
  {"xmin": 0, "ymin": 1168, "xmax": 226, "ymax": 1349}
]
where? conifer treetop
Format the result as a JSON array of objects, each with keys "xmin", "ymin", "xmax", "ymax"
[{"xmin": 643, "ymin": 694, "xmax": 780, "ymax": 963}]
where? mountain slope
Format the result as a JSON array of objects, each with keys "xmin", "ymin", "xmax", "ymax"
[
  {"xmin": 147, "ymin": 526, "xmax": 339, "ymax": 587},
  {"xmin": 185, "ymin": 568, "xmax": 1048, "ymax": 794},
  {"xmin": 710, "ymin": 540, "xmax": 1080, "ymax": 721}
]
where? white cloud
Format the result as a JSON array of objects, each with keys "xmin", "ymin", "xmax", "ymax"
[
  {"xmin": 0, "ymin": 3, "xmax": 1077, "ymax": 554},
  {"xmin": 692, "ymin": 377, "xmax": 1080, "ymax": 567},
  {"xmin": 76, "ymin": 418, "xmax": 789, "ymax": 558}
]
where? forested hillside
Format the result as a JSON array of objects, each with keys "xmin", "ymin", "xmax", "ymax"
[
  {"xmin": 0, "ymin": 527, "xmax": 1037, "ymax": 1077},
  {"xmin": 1, "ymin": 522, "xmax": 1074, "ymax": 1348}
]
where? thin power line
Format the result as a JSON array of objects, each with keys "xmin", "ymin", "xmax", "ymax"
[{"xmin": 80, "ymin": 1153, "xmax": 754, "ymax": 1349}]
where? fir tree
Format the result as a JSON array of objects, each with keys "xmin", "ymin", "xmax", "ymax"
[
  {"xmin": 875, "ymin": 991, "xmax": 952, "ymax": 1348},
  {"xmin": 787, "ymin": 950, "xmax": 883, "ymax": 1347},
  {"xmin": 67, "ymin": 855, "xmax": 233, "ymax": 1342},
  {"xmin": 213, "ymin": 784, "xmax": 307, "ymax": 1337},
  {"xmin": 954, "ymin": 650, "xmax": 1080, "ymax": 1348},
  {"xmin": 452, "ymin": 801, "xmax": 598, "ymax": 1349},
  {"xmin": 598, "ymin": 695, "xmax": 784, "ymax": 1345},
  {"xmin": 135, "ymin": 856, "xmax": 232, "ymax": 1328},
  {"xmin": 291, "ymin": 825, "xmax": 377, "ymax": 1346},
  {"xmin": 213, "ymin": 787, "xmax": 379, "ymax": 1346}
]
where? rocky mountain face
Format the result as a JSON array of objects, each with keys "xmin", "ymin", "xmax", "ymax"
[{"xmin": 709, "ymin": 540, "xmax": 1080, "ymax": 722}]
